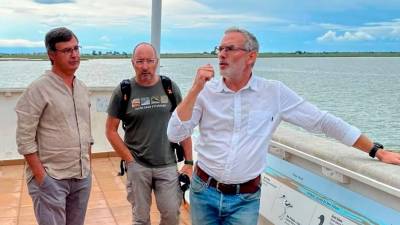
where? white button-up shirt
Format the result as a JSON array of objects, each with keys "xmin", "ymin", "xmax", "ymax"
[{"xmin": 167, "ymin": 75, "xmax": 361, "ymax": 184}]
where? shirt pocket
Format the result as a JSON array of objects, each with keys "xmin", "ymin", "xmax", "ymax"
[{"xmin": 247, "ymin": 110, "xmax": 274, "ymax": 137}]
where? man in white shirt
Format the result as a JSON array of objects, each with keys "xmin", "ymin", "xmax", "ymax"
[{"xmin": 167, "ymin": 27, "xmax": 400, "ymax": 225}]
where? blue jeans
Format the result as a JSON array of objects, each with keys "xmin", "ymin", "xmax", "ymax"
[{"xmin": 190, "ymin": 173, "xmax": 261, "ymax": 225}]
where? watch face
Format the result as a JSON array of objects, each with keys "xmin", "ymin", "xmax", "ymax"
[{"xmin": 374, "ymin": 142, "xmax": 384, "ymax": 149}]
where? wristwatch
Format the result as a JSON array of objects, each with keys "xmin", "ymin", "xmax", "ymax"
[
  {"xmin": 369, "ymin": 142, "xmax": 384, "ymax": 158},
  {"xmin": 184, "ymin": 160, "xmax": 194, "ymax": 165}
]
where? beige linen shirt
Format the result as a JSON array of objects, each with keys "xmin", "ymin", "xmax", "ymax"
[{"xmin": 16, "ymin": 70, "xmax": 92, "ymax": 182}]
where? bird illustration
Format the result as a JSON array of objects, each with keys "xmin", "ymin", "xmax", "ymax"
[
  {"xmin": 278, "ymin": 195, "xmax": 293, "ymax": 220},
  {"xmin": 318, "ymin": 215, "xmax": 325, "ymax": 225}
]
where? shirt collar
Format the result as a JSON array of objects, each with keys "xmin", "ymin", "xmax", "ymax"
[
  {"xmin": 45, "ymin": 70, "xmax": 76, "ymax": 85},
  {"xmin": 213, "ymin": 73, "xmax": 258, "ymax": 93}
]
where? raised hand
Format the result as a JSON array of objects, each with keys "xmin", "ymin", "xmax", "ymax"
[{"xmin": 192, "ymin": 64, "xmax": 214, "ymax": 93}]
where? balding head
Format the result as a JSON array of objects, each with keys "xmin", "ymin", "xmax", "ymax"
[
  {"xmin": 131, "ymin": 42, "xmax": 159, "ymax": 86},
  {"xmin": 132, "ymin": 42, "xmax": 157, "ymax": 59}
]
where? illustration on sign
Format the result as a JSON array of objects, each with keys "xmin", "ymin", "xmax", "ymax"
[{"xmin": 259, "ymin": 154, "xmax": 399, "ymax": 225}]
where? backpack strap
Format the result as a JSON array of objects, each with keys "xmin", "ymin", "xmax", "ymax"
[
  {"xmin": 160, "ymin": 75, "xmax": 185, "ymax": 162},
  {"xmin": 117, "ymin": 79, "xmax": 131, "ymax": 176},
  {"xmin": 119, "ymin": 79, "xmax": 131, "ymax": 130},
  {"xmin": 160, "ymin": 75, "xmax": 177, "ymax": 112}
]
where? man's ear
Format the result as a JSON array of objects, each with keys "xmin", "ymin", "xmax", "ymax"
[
  {"xmin": 47, "ymin": 51, "xmax": 56, "ymax": 65},
  {"xmin": 48, "ymin": 51, "xmax": 55, "ymax": 61},
  {"xmin": 247, "ymin": 51, "xmax": 257, "ymax": 66}
]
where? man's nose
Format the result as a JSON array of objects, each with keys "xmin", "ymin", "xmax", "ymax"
[
  {"xmin": 142, "ymin": 62, "xmax": 149, "ymax": 69},
  {"xmin": 218, "ymin": 51, "xmax": 226, "ymax": 59}
]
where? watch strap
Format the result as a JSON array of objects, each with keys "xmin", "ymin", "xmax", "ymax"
[
  {"xmin": 369, "ymin": 142, "xmax": 384, "ymax": 158},
  {"xmin": 184, "ymin": 160, "xmax": 194, "ymax": 165}
]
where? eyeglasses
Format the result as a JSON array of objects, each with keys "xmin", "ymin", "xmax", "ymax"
[
  {"xmin": 215, "ymin": 45, "xmax": 249, "ymax": 54},
  {"xmin": 134, "ymin": 58, "xmax": 157, "ymax": 65},
  {"xmin": 55, "ymin": 45, "xmax": 81, "ymax": 55}
]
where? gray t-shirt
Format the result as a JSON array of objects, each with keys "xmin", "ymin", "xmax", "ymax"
[{"xmin": 107, "ymin": 77, "xmax": 182, "ymax": 168}]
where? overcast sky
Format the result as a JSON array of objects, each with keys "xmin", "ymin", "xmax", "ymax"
[{"xmin": 1, "ymin": 0, "xmax": 400, "ymax": 53}]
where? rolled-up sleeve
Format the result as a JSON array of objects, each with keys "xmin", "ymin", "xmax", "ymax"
[
  {"xmin": 167, "ymin": 91, "xmax": 204, "ymax": 143},
  {"xmin": 15, "ymin": 86, "xmax": 45, "ymax": 155},
  {"xmin": 167, "ymin": 111, "xmax": 195, "ymax": 143}
]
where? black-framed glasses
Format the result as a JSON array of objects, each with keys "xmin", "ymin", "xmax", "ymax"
[
  {"xmin": 55, "ymin": 45, "xmax": 81, "ymax": 55},
  {"xmin": 215, "ymin": 45, "xmax": 249, "ymax": 54},
  {"xmin": 134, "ymin": 58, "xmax": 157, "ymax": 65}
]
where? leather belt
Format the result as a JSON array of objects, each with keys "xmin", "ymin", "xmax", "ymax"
[{"xmin": 196, "ymin": 166, "xmax": 260, "ymax": 195}]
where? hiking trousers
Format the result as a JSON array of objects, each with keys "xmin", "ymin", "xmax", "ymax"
[{"xmin": 126, "ymin": 161, "xmax": 182, "ymax": 225}]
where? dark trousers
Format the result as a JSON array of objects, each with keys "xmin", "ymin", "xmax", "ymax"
[{"xmin": 27, "ymin": 174, "xmax": 92, "ymax": 225}]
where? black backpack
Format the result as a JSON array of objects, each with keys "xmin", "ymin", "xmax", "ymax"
[{"xmin": 117, "ymin": 76, "xmax": 184, "ymax": 176}]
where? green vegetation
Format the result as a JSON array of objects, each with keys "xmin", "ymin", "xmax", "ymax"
[{"xmin": 1, "ymin": 51, "xmax": 400, "ymax": 61}]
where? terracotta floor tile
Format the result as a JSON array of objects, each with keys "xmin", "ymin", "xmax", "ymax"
[
  {"xmin": 96, "ymin": 177, "xmax": 126, "ymax": 191},
  {"xmin": 84, "ymin": 216, "xmax": 117, "ymax": 225},
  {"xmin": 93, "ymin": 170, "xmax": 120, "ymax": 179},
  {"xmin": 19, "ymin": 193, "xmax": 32, "ymax": 207},
  {"xmin": 0, "ymin": 179, "xmax": 22, "ymax": 193},
  {"xmin": 150, "ymin": 211, "xmax": 161, "ymax": 224},
  {"xmin": 87, "ymin": 199, "xmax": 108, "ymax": 210},
  {"xmin": 103, "ymin": 191, "xmax": 129, "ymax": 207},
  {"xmin": 92, "ymin": 161, "xmax": 113, "ymax": 170},
  {"xmin": 109, "ymin": 157, "xmax": 121, "ymax": 162},
  {"xmin": 92, "ymin": 158, "xmax": 111, "ymax": 163},
  {"xmin": 18, "ymin": 206, "xmax": 35, "ymax": 217},
  {"xmin": 110, "ymin": 206, "xmax": 131, "ymax": 217},
  {"xmin": 18, "ymin": 216, "xmax": 38, "ymax": 225},
  {"xmin": 0, "ymin": 193, "xmax": 20, "ymax": 208},
  {"xmin": 90, "ymin": 185, "xmax": 101, "ymax": 193},
  {"xmin": 0, "ymin": 157, "xmax": 192, "ymax": 225},
  {"xmin": 0, "ymin": 165, "xmax": 24, "ymax": 179},
  {"xmin": 0, "ymin": 217, "xmax": 17, "ymax": 225},
  {"xmin": 87, "ymin": 192, "xmax": 108, "ymax": 210},
  {"xmin": 86, "ymin": 207, "xmax": 113, "ymax": 219},
  {"xmin": 114, "ymin": 215, "xmax": 132, "ymax": 225},
  {"xmin": 21, "ymin": 181, "xmax": 28, "ymax": 193},
  {"xmin": 0, "ymin": 207, "xmax": 18, "ymax": 218}
]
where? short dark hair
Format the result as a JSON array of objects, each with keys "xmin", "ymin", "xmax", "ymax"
[{"xmin": 45, "ymin": 27, "xmax": 78, "ymax": 52}]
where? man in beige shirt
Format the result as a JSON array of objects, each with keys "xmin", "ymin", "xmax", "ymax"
[{"xmin": 15, "ymin": 27, "xmax": 92, "ymax": 225}]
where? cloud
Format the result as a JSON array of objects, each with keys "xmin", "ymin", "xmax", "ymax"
[
  {"xmin": 33, "ymin": 0, "xmax": 75, "ymax": 4},
  {"xmin": 392, "ymin": 27, "xmax": 400, "ymax": 36},
  {"xmin": 2, "ymin": 0, "xmax": 150, "ymax": 27},
  {"xmin": 100, "ymin": 36, "xmax": 110, "ymax": 42},
  {"xmin": 318, "ymin": 23, "xmax": 350, "ymax": 30},
  {"xmin": 0, "ymin": 39, "xmax": 43, "ymax": 47},
  {"xmin": 1, "ymin": 0, "xmax": 280, "ymax": 30},
  {"xmin": 317, "ymin": 18, "xmax": 400, "ymax": 42},
  {"xmin": 84, "ymin": 45, "xmax": 111, "ymax": 50},
  {"xmin": 170, "ymin": 14, "xmax": 281, "ymax": 29},
  {"xmin": 317, "ymin": 30, "xmax": 374, "ymax": 42}
]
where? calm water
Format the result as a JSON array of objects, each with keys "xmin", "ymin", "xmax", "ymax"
[{"xmin": 1, "ymin": 57, "xmax": 399, "ymax": 149}]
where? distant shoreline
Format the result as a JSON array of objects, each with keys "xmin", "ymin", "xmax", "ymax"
[{"xmin": 1, "ymin": 52, "xmax": 400, "ymax": 60}]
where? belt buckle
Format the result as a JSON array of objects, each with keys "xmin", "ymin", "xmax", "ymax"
[
  {"xmin": 215, "ymin": 181, "xmax": 222, "ymax": 193},
  {"xmin": 216, "ymin": 182, "xmax": 236, "ymax": 194}
]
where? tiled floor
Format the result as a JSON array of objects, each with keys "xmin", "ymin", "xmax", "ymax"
[{"xmin": 0, "ymin": 157, "xmax": 191, "ymax": 225}]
